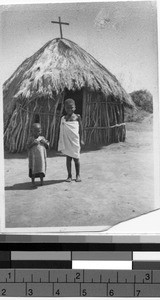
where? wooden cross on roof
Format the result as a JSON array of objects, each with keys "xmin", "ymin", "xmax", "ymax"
[{"xmin": 51, "ymin": 17, "xmax": 69, "ymax": 39}]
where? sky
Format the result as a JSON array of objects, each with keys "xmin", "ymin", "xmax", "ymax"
[{"xmin": 0, "ymin": 0, "xmax": 159, "ymax": 99}]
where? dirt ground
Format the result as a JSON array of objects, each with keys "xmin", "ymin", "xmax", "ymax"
[{"xmin": 5, "ymin": 115, "xmax": 156, "ymax": 229}]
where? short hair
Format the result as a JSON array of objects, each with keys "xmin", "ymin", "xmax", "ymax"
[
  {"xmin": 65, "ymin": 98, "xmax": 75, "ymax": 106},
  {"xmin": 32, "ymin": 123, "xmax": 41, "ymax": 130}
]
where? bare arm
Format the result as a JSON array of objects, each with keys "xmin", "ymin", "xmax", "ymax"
[
  {"xmin": 27, "ymin": 138, "xmax": 38, "ymax": 150},
  {"xmin": 40, "ymin": 137, "xmax": 50, "ymax": 149}
]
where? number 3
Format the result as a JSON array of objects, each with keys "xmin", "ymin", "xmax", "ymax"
[{"xmin": 28, "ymin": 289, "xmax": 33, "ymax": 296}]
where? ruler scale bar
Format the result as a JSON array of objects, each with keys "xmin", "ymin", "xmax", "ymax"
[
  {"xmin": 1, "ymin": 269, "xmax": 160, "ymax": 283},
  {"xmin": 1, "ymin": 282, "xmax": 160, "ymax": 297}
]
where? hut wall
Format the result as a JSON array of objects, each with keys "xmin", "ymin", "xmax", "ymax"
[
  {"xmin": 82, "ymin": 89, "xmax": 126, "ymax": 146},
  {"xmin": 4, "ymin": 93, "xmax": 64, "ymax": 152},
  {"xmin": 4, "ymin": 89, "xmax": 126, "ymax": 152}
]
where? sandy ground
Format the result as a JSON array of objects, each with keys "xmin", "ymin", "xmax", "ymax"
[{"xmin": 4, "ymin": 117, "xmax": 156, "ymax": 229}]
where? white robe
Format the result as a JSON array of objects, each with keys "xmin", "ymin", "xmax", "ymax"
[{"xmin": 58, "ymin": 116, "xmax": 80, "ymax": 159}]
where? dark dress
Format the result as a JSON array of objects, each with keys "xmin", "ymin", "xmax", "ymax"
[{"xmin": 27, "ymin": 136, "xmax": 49, "ymax": 178}]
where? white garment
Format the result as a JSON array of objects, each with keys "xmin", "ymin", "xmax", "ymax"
[{"xmin": 58, "ymin": 116, "xmax": 80, "ymax": 159}]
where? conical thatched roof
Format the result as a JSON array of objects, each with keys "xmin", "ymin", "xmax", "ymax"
[{"xmin": 3, "ymin": 38, "xmax": 134, "ymax": 107}]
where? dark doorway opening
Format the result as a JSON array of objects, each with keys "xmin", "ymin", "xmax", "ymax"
[{"xmin": 64, "ymin": 89, "xmax": 83, "ymax": 117}]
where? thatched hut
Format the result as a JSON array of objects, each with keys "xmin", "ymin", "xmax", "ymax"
[{"xmin": 3, "ymin": 38, "xmax": 134, "ymax": 152}]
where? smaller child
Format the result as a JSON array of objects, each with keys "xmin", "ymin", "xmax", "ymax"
[{"xmin": 27, "ymin": 123, "xmax": 49, "ymax": 186}]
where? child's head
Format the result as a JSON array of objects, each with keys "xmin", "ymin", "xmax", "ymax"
[
  {"xmin": 32, "ymin": 123, "xmax": 41, "ymax": 138},
  {"xmin": 65, "ymin": 98, "xmax": 76, "ymax": 115}
]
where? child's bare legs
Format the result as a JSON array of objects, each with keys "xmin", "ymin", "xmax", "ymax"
[
  {"xmin": 40, "ymin": 175, "xmax": 43, "ymax": 186},
  {"xmin": 66, "ymin": 156, "xmax": 81, "ymax": 182},
  {"xmin": 66, "ymin": 156, "xmax": 72, "ymax": 182},
  {"xmin": 73, "ymin": 158, "xmax": 81, "ymax": 182},
  {"xmin": 31, "ymin": 176, "xmax": 35, "ymax": 186}
]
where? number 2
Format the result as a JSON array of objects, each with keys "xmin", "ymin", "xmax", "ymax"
[
  {"xmin": 76, "ymin": 272, "xmax": 80, "ymax": 280},
  {"xmin": 1, "ymin": 289, "xmax": 6, "ymax": 296}
]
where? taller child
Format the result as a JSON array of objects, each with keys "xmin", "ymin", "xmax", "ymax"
[{"xmin": 58, "ymin": 98, "xmax": 84, "ymax": 182}]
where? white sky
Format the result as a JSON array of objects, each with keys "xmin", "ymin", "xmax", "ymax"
[{"xmin": 0, "ymin": 0, "xmax": 159, "ymax": 100}]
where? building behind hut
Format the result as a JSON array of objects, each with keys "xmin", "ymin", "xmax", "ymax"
[{"xmin": 3, "ymin": 38, "xmax": 134, "ymax": 152}]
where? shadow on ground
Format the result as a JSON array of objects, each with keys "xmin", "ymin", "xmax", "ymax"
[{"xmin": 5, "ymin": 180, "xmax": 65, "ymax": 190}]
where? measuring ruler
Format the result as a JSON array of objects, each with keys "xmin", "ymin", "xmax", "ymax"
[
  {"xmin": 0, "ymin": 268, "xmax": 160, "ymax": 297},
  {"xmin": 1, "ymin": 249, "xmax": 160, "ymax": 297}
]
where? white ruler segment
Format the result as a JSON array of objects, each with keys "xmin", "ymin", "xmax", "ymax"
[{"xmin": 72, "ymin": 261, "xmax": 132, "ymax": 270}]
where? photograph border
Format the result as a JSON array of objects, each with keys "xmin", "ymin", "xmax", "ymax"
[{"xmin": 1, "ymin": 0, "xmax": 160, "ymax": 235}]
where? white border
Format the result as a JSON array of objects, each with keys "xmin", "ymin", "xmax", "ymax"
[{"xmin": 1, "ymin": 0, "xmax": 160, "ymax": 235}]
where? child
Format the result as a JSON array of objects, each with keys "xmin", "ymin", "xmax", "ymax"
[
  {"xmin": 27, "ymin": 123, "xmax": 49, "ymax": 186},
  {"xmin": 58, "ymin": 98, "xmax": 84, "ymax": 182}
]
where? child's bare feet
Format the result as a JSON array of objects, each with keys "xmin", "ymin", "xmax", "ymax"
[
  {"xmin": 31, "ymin": 179, "xmax": 37, "ymax": 188},
  {"xmin": 40, "ymin": 177, "xmax": 43, "ymax": 186},
  {"xmin": 66, "ymin": 177, "xmax": 72, "ymax": 182},
  {"xmin": 32, "ymin": 178, "xmax": 35, "ymax": 186},
  {"xmin": 75, "ymin": 175, "xmax": 81, "ymax": 182}
]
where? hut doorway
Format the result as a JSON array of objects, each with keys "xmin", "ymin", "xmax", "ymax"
[{"xmin": 64, "ymin": 89, "xmax": 83, "ymax": 117}]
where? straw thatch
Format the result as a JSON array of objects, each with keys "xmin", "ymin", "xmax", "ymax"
[{"xmin": 4, "ymin": 38, "xmax": 134, "ymax": 152}]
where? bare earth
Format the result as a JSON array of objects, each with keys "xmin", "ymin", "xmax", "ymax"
[{"xmin": 5, "ymin": 117, "xmax": 156, "ymax": 229}]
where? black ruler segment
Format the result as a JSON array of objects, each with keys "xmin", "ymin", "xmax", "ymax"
[
  {"xmin": 0, "ymin": 252, "xmax": 11, "ymax": 269},
  {"xmin": 0, "ymin": 262, "xmax": 10, "ymax": 269},
  {"xmin": 2, "ymin": 243, "xmax": 160, "ymax": 251},
  {"xmin": 0, "ymin": 252, "xmax": 10, "ymax": 261},
  {"xmin": 133, "ymin": 261, "xmax": 160, "ymax": 270},
  {"xmin": 10, "ymin": 260, "xmax": 72, "ymax": 269}
]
